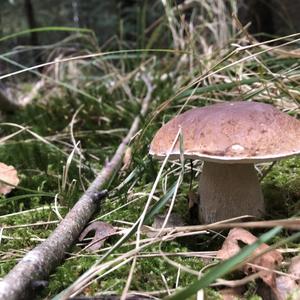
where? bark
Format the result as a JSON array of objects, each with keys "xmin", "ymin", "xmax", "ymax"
[
  {"xmin": 199, "ymin": 162, "xmax": 265, "ymax": 224},
  {"xmin": 0, "ymin": 75, "xmax": 153, "ymax": 300}
]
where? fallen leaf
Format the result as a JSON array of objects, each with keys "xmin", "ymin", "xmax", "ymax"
[
  {"xmin": 0, "ymin": 162, "xmax": 20, "ymax": 195},
  {"xmin": 153, "ymin": 212, "xmax": 185, "ymax": 228},
  {"xmin": 276, "ymin": 276, "xmax": 297, "ymax": 300},
  {"xmin": 276, "ymin": 255, "xmax": 300, "ymax": 299},
  {"xmin": 79, "ymin": 221, "xmax": 116, "ymax": 252},
  {"xmin": 217, "ymin": 228, "xmax": 282, "ymax": 290},
  {"xmin": 147, "ymin": 213, "xmax": 185, "ymax": 238},
  {"xmin": 288, "ymin": 255, "xmax": 300, "ymax": 279}
]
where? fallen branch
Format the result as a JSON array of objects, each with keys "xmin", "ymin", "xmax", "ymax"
[{"xmin": 0, "ymin": 74, "xmax": 154, "ymax": 300}]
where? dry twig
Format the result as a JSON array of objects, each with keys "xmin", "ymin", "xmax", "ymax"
[{"xmin": 145, "ymin": 218, "xmax": 300, "ymax": 236}]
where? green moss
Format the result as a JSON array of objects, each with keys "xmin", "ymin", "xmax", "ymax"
[
  {"xmin": 41, "ymin": 256, "xmax": 98, "ymax": 297},
  {"xmin": 263, "ymin": 157, "xmax": 300, "ymax": 218}
]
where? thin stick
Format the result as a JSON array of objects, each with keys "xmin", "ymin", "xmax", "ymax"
[
  {"xmin": 146, "ymin": 218, "xmax": 300, "ymax": 235},
  {"xmin": 0, "ymin": 74, "xmax": 153, "ymax": 300}
]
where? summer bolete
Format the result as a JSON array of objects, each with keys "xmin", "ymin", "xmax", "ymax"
[{"xmin": 149, "ymin": 101, "xmax": 300, "ymax": 224}]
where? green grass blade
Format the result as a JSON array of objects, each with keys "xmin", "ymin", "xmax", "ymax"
[
  {"xmin": 0, "ymin": 26, "xmax": 93, "ymax": 43},
  {"xmin": 0, "ymin": 193, "xmax": 54, "ymax": 204},
  {"xmin": 165, "ymin": 226, "xmax": 282, "ymax": 300}
]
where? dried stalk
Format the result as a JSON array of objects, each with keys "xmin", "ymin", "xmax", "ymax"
[
  {"xmin": 69, "ymin": 294, "xmax": 155, "ymax": 300},
  {"xmin": 145, "ymin": 218, "xmax": 300, "ymax": 235},
  {"xmin": 0, "ymin": 74, "xmax": 153, "ymax": 300}
]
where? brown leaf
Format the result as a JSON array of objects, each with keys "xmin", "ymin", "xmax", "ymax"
[
  {"xmin": 276, "ymin": 255, "xmax": 300, "ymax": 299},
  {"xmin": 147, "ymin": 213, "xmax": 185, "ymax": 238},
  {"xmin": 289, "ymin": 255, "xmax": 300, "ymax": 279},
  {"xmin": 0, "ymin": 162, "xmax": 20, "ymax": 195},
  {"xmin": 153, "ymin": 213, "xmax": 185, "ymax": 228},
  {"xmin": 276, "ymin": 276, "xmax": 297, "ymax": 300},
  {"xmin": 217, "ymin": 228, "xmax": 282, "ymax": 289},
  {"xmin": 79, "ymin": 221, "xmax": 115, "ymax": 252}
]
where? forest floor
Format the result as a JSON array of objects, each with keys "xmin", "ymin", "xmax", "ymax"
[{"xmin": 1, "ymin": 23, "xmax": 300, "ymax": 300}]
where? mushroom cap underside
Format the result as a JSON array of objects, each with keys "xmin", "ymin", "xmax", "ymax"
[{"xmin": 149, "ymin": 101, "xmax": 300, "ymax": 163}]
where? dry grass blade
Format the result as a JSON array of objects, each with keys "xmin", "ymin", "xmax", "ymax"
[
  {"xmin": 0, "ymin": 162, "xmax": 20, "ymax": 195},
  {"xmin": 145, "ymin": 218, "xmax": 300, "ymax": 236}
]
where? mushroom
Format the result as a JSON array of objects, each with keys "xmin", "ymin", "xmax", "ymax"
[{"xmin": 149, "ymin": 101, "xmax": 300, "ymax": 224}]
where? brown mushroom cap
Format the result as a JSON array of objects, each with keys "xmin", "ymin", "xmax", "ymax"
[{"xmin": 150, "ymin": 101, "xmax": 300, "ymax": 163}]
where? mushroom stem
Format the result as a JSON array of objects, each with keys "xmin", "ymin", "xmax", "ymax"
[{"xmin": 199, "ymin": 162, "xmax": 264, "ymax": 224}]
